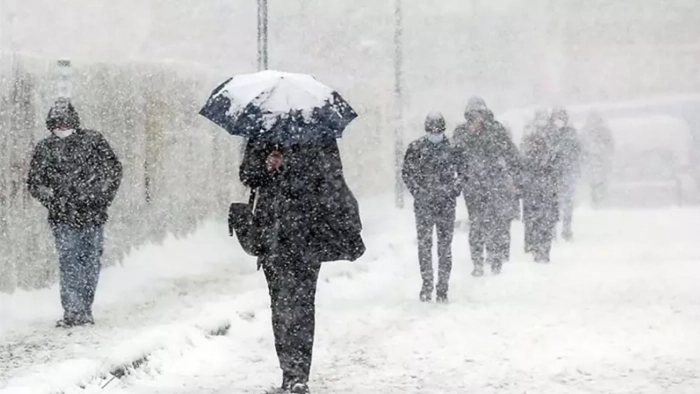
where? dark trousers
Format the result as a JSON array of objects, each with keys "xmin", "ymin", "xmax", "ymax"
[
  {"xmin": 466, "ymin": 201, "xmax": 509, "ymax": 267},
  {"xmin": 559, "ymin": 177, "xmax": 576, "ymax": 235},
  {"xmin": 414, "ymin": 202, "xmax": 455, "ymax": 296},
  {"xmin": 51, "ymin": 224, "xmax": 104, "ymax": 318},
  {"xmin": 524, "ymin": 200, "xmax": 558, "ymax": 262},
  {"xmin": 261, "ymin": 254, "xmax": 321, "ymax": 385}
]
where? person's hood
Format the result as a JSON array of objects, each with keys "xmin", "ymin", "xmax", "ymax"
[{"xmin": 46, "ymin": 98, "xmax": 81, "ymax": 132}]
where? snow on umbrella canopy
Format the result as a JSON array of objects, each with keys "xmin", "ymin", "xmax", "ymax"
[{"xmin": 199, "ymin": 70, "xmax": 358, "ymax": 144}]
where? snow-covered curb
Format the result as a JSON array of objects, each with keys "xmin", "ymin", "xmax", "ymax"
[
  {"xmin": 3, "ymin": 316, "xmax": 232, "ymax": 394},
  {"xmin": 0, "ymin": 220, "xmax": 247, "ymax": 337}
]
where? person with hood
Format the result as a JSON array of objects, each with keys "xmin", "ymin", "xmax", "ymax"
[
  {"xmin": 521, "ymin": 108, "xmax": 551, "ymax": 253},
  {"xmin": 454, "ymin": 97, "xmax": 521, "ymax": 276},
  {"xmin": 581, "ymin": 112, "xmax": 615, "ymax": 207},
  {"xmin": 240, "ymin": 137, "xmax": 365, "ymax": 394},
  {"xmin": 402, "ymin": 112, "xmax": 461, "ymax": 303},
  {"xmin": 27, "ymin": 98, "xmax": 123, "ymax": 327},
  {"xmin": 521, "ymin": 126, "xmax": 560, "ymax": 263},
  {"xmin": 550, "ymin": 107, "xmax": 582, "ymax": 241}
]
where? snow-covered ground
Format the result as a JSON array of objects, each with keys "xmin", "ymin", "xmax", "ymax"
[{"xmin": 2, "ymin": 198, "xmax": 699, "ymax": 394}]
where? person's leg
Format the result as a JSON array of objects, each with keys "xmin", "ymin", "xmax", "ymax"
[
  {"xmin": 262, "ymin": 255, "xmax": 294, "ymax": 388},
  {"xmin": 436, "ymin": 206, "xmax": 456, "ymax": 301},
  {"xmin": 51, "ymin": 224, "xmax": 84, "ymax": 325},
  {"xmin": 467, "ymin": 203, "xmax": 485, "ymax": 275},
  {"xmin": 287, "ymin": 259, "xmax": 322, "ymax": 386},
  {"xmin": 486, "ymin": 215, "xmax": 508, "ymax": 273},
  {"xmin": 560, "ymin": 180, "xmax": 575, "ymax": 240},
  {"xmin": 414, "ymin": 205, "xmax": 434, "ymax": 299},
  {"xmin": 503, "ymin": 219, "xmax": 512, "ymax": 262},
  {"xmin": 81, "ymin": 225, "xmax": 105, "ymax": 322}
]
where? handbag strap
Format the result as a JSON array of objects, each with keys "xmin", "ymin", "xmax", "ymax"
[{"xmin": 249, "ymin": 189, "xmax": 257, "ymax": 208}]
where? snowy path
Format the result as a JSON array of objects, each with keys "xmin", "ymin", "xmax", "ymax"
[{"xmin": 3, "ymin": 203, "xmax": 700, "ymax": 394}]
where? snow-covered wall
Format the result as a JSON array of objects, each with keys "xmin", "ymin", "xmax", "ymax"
[{"xmin": 0, "ymin": 53, "xmax": 395, "ymax": 293}]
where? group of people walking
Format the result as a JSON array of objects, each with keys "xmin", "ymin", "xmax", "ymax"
[
  {"xmin": 402, "ymin": 96, "xmax": 596, "ymax": 304},
  {"xmin": 26, "ymin": 91, "xmax": 612, "ymax": 393}
]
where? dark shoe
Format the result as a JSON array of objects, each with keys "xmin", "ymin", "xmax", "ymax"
[
  {"xmin": 290, "ymin": 382, "xmax": 310, "ymax": 394},
  {"xmin": 281, "ymin": 373, "xmax": 293, "ymax": 391},
  {"xmin": 562, "ymin": 230, "xmax": 573, "ymax": 242},
  {"xmin": 534, "ymin": 252, "xmax": 550, "ymax": 264},
  {"xmin": 491, "ymin": 262, "xmax": 503, "ymax": 275},
  {"xmin": 419, "ymin": 282, "xmax": 433, "ymax": 302},
  {"xmin": 56, "ymin": 312, "xmax": 81, "ymax": 328},
  {"xmin": 55, "ymin": 317, "xmax": 76, "ymax": 328},
  {"xmin": 471, "ymin": 266, "xmax": 484, "ymax": 277},
  {"xmin": 436, "ymin": 293, "xmax": 448, "ymax": 304},
  {"xmin": 419, "ymin": 290, "xmax": 432, "ymax": 302}
]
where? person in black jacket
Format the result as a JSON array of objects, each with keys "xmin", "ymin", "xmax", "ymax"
[
  {"xmin": 522, "ymin": 128, "xmax": 560, "ymax": 263},
  {"xmin": 27, "ymin": 98, "xmax": 122, "ymax": 327},
  {"xmin": 240, "ymin": 138, "xmax": 365, "ymax": 394},
  {"xmin": 402, "ymin": 112, "xmax": 461, "ymax": 303},
  {"xmin": 454, "ymin": 97, "xmax": 521, "ymax": 276}
]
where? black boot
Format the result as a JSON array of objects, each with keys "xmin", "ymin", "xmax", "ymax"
[
  {"xmin": 419, "ymin": 286, "xmax": 432, "ymax": 302},
  {"xmin": 290, "ymin": 382, "xmax": 310, "ymax": 394}
]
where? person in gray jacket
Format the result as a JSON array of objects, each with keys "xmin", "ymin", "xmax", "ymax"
[{"xmin": 454, "ymin": 97, "xmax": 521, "ymax": 276}]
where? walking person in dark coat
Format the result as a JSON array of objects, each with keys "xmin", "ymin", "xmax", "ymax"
[
  {"xmin": 522, "ymin": 128, "xmax": 560, "ymax": 263},
  {"xmin": 240, "ymin": 138, "xmax": 365, "ymax": 394},
  {"xmin": 27, "ymin": 98, "xmax": 123, "ymax": 327},
  {"xmin": 402, "ymin": 112, "xmax": 461, "ymax": 303},
  {"xmin": 454, "ymin": 97, "xmax": 521, "ymax": 276}
]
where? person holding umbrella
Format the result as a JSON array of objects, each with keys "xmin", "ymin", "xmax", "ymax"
[{"xmin": 201, "ymin": 71, "xmax": 365, "ymax": 394}]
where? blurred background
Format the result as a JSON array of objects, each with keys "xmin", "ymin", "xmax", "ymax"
[{"xmin": 1, "ymin": 0, "xmax": 699, "ymax": 291}]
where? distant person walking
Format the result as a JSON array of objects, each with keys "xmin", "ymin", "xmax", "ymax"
[
  {"xmin": 582, "ymin": 112, "xmax": 615, "ymax": 207},
  {"xmin": 454, "ymin": 97, "xmax": 521, "ymax": 276},
  {"xmin": 521, "ymin": 128, "xmax": 560, "ymax": 263},
  {"xmin": 550, "ymin": 108, "xmax": 582, "ymax": 241}
]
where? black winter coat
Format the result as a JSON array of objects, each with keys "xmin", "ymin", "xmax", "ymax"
[
  {"xmin": 240, "ymin": 139, "xmax": 365, "ymax": 263},
  {"xmin": 401, "ymin": 135, "xmax": 461, "ymax": 211},
  {"xmin": 27, "ymin": 129, "xmax": 123, "ymax": 228},
  {"xmin": 521, "ymin": 132, "xmax": 559, "ymax": 221},
  {"xmin": 454, "ymin": 117, "xmax": 521, "ymax": 217}
]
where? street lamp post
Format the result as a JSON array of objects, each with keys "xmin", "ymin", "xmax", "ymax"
[
  {"xmin": 257, "ymin": 0, "xmax": 269, "ymax": 71},
  {"xmin": 394, "ymin": 0, "xmax": 405, "ymax": 209}
]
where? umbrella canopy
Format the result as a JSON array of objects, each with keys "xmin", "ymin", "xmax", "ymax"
[{"xmin": 199, "ymin": 70, "xmax": 358, "ymax": 144}]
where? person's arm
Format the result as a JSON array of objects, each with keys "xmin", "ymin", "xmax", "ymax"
[
  {"xmin": 27, "ymin": 142, "xmax": 55, "ymax": 209},
  {"xmin": 452, "ymin": 145, "xmax": 468, "ymax": 197},
  {"xmin": 401, "ymin": 144, "xmax": 422, "ymax": 198},
  {"xmin": 93, "ymin": 133, "xmax": 123, "ymax": 208}
]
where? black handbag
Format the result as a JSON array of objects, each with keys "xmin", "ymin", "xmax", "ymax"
[{"xmin": 228, "ymin": 189, "xmax": 264, "ymax": 257}]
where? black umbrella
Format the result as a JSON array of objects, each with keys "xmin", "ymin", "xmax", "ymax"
[{"xmin": 199, "ymin": 70, "xmax": 358, "ymax": 144}]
